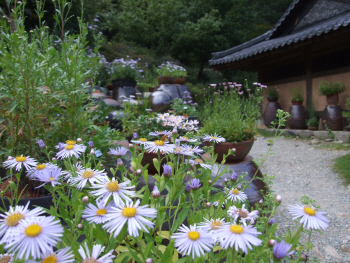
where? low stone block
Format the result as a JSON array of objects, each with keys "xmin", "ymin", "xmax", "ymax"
[
  {"xmin": 285, "ymin": 130, "xmax": 298, "ymax": 136},
  {"xmin": 335, "ymin": 131, "xmax": 350, "ymax": 143},
  {"xmin": 297, "ymin": 130, "xmax": 313, "ymax": 138},
  {"xmin": 313, "ymin": 131, "xmax": 329, "ymax": 139}
]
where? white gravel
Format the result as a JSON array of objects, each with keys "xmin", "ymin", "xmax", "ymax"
[{"xmin": 250, "ymin": 137, "xmax": 350, "ymax": 263}]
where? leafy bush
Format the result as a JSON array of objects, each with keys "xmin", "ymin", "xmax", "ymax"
[
  {"xmin": 171, "ymin": 94, "xmax": 198, "ymax": 116},
  {"xmin": 156, "ymin": 61, "xmax": 187, "ymax": 78},
  {"xmin": 306, "ymin": 117, "xmax": 318, "ymax": 127},
  {"xmin": 110, "ymin": 58, "xmax": 142, "ymax": 81},
  {"xmin": 318, "ymin": 80, "xmax": 346, "ymax": 96},
  {"xmin": 290, "ymin": 88, "xmax": 304, "ymax": 102},
  {"xmin": 267, "ymin": 87, "xmax": 279, "ymax": 98}
]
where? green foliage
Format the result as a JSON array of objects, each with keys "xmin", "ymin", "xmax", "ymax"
[
  {"xmin": 290, "ymin": 87, "xmax": 304, "ymax": 102},
  {"xmin": 334, "ymin": 153, "xmax": 350, "ymax": 185},
  {"xmin": 318, "ymin": 80, "xmax": 346, "ymax": 96},
  {"xmin": 171, "ymin": 98, "xmax": 197, "ymax": 116},
  {"xmin": 267, "ymin": 87, "xmax": 279, "ymax": 98},
  {"xmin": 306, "ymin": 117, "xmax": 318, "ymax": 127},
  {"xmin": 110, "ymin": 58, "xmax": 141, "ymax": 81},
  {"xmin": 343, "ymin": 98, "xmax": 350, "ymax": 121},
  {"xmin": 156, "ymin": 62, "xmax": 187, "ymax": 78}
]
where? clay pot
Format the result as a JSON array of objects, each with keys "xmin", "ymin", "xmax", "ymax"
[
  {"xmin": 204, "ymin": 137, "xmax": 255, "ymax": 163},
  {"xmin": 326, "ymin": 93, "xmax": 339, "ymax": 105},
  {"xmin": 287, "ymin": 104, "xmax": 307, "ymax": 129},
  {"xmin": 292, "ymin": 101, "xmax": 303, "ymax": 105},
  {"xmin": 308, "ymin": 126, "xmax": 318, "ymax": 131},
  {"xmin": 267, "ymin": 97, "xmax": 278, "ymax": 103},
  {"xmin": 140, "ymin": 151, "xmax": 167, "ymax": 175},
  {"xmin": 322, "ymin": 105, "xmax": 343, "ymax": 131},
  {"xmin": 174, "ymin": 78, "xmax": 186, "ymax": 85},
  {"xmin": 263, "ymin": 102, "xmax": 282, "ymax": 128},
  {"xmin": 158, "ymin": 77, "xmax": 175, "ymax": 84}
]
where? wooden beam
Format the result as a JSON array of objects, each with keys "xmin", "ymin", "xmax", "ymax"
[{"xmin": 306, "ymin": 51, "xmax": 313, "ymax": 112}]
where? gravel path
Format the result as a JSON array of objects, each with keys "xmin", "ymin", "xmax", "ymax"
[{"xmin": 250, "ymin": 137, "xmax": 350, "ymax": 263}]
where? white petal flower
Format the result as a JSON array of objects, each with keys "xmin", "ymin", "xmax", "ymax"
[
  {"xmin": 34, "ymin": 165, "xmax": 65, "ymax": 188},
  {"xmin": 171, "ymin": 224, "xmax": 213, "ymax": 259},
  {"xmin": 78, "ymin": 243, "xmax": 115, "ymax": 263},
  {"xmin": 82, "ymin": 200, "xmax": 116, "ymax": 224},
  {"xmin": 177, "ymin": 136, "xmax": 197, "ymax": 143},
  {"xmin": 3, "ymin": 155, "xmax": 38, "ymax": 171},
  {"xmin": 5, "ymin": 216, "xmax": 64, "ymax": 260},
  {"xmin": 69, "ymin": 168, "xmax": 108, "ymax": 190},
  {"xmin": 0, "ymin": 202, "xmax": 44, "ymax": 244},
  {"xmin": 288, "ymin": 204, "xmax": 329, "ymax": 230},
  {"xmin": 213, "ymin": 224, "xmax": 262, "ymax": 253},
  {"xmin": 90, "ymin": 178, "xmax": 135, "ymax": 205},
  {"xmin": 227, "ymin": 188, "xmax": 248, "ymax": 203},
  {"xmin": 182, "ymin": 144, "xmax": 203, "ymax": 155},
  {"xmin": 55, "ymin": 140, "xmax": 86, "ymax": 159},
  {"xmin": 203, "ymin": 133, "xmax": 226, "ymax": 144},
  {"xmin": 188, "ymin": 159, "xmax": 212, "ymax": 170},
  {"xmin": 144, "ymin": 140, "xmax": 175, "ymax": 154},
  {"xmin": 227, "ymin": 204, "xmax": 259, "ymax": 226},
  {"xmin": 0, "ymin": 254, "xmax": 13, "ymax": 263},
  {"xmin": 149, "ymin": 130, "xmax": 172, "ymax": 137},
  {"xmin": 103, "ymin": 200, "xmax": 157, "ymax": 237},
  {"xmin": 173, "ymin": 146, "xmax": 194, "ymax": 156},
  {"xmin": 107, "ymin": 146, "xmax": 129, "ymax": 157},
  {"xmin": 131, "ymin": 138, "xmax": 149, "ymax": 145},
  {"xmin": 31, "ymin": 247, "xmax": 75, "ymax": 263},
  {"xmin": 26, "ymin": 163, "xmax": 56, "ymax": 179}
]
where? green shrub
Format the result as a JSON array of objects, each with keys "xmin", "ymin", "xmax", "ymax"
[{"xmin": 318, "ymin": 80, "xmax": 345, "ymax": 96}]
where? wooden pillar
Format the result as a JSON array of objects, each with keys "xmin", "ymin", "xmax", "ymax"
[{"xmin": 306, "ymin": 55, "xmax": 312, "ymax": 112}]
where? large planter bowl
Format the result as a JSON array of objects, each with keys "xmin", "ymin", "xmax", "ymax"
[
  {"xmin": 140, "ymin": 151, "xmax": 167, "ymax": 175},
  {"xmin": 204, "ymin": 137, "xmax": 255, "ymax": 163},
  {"xmin": 287, "ymin": 103, "xmax": 307, "ymax": 129},
  {"xmin": 326, "ymin": 93, "xmax": 339, "ymax": 105},
  {"xmin": 267, "ymin": 97, "xmax": 278, "ymax": 103},
  {"xmin": 174, "ymin": 78, "xmax": 186, "ymax": 85},
  {"xmin": 158, "ymin": 77, "xmax": 175, "ymax": 85}
]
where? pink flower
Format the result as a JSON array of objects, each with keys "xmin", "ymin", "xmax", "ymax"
[
  {"xmin": 203, "ymin": 88, "xmax": 205, "ymax": 90},
  {"xmin": 214, "ymin": 92, "xmax": 218, "ymax": 94},
  {"xmin": 247, "ymin": 89, "xmax": 250, "ymax": 91},
  {"xmin": 224, "ymin": 86, "xmax": 227, "ymax": 89},
  {"xmin": 210, "ymin": 101, "xmax": 212, "ymax": 103},
  {"xmin": 222, "ymin": 82, "xmax": 226, "ymax": 85},
  {"xmin": 238, "ymin": 91, "xmax": 244, "ymax": 95}
]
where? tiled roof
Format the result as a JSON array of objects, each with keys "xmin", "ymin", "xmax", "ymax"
[{"xmin": 209, "ymin": 11, "xmax": 350, "ymax": 66}]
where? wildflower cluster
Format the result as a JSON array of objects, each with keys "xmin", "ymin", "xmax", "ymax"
[
  {"xmin": 156, "ymin": 61, "xmax": 187, "ymax": 78},
  {"xmin": 171, "ymin": 91, "xmax": 198, "ymax": 116}
]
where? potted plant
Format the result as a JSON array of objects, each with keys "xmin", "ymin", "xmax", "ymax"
[
  {"xmin": 156, "ymin": 61, "xmax": 187, "ymax": 84},
  {"xmin": 306, "ymin": 117, "xmax": 319, "ymax": 130},
  {"xmin": 342, "ymin": 98, "xmax": 350, "ymax": 132},
  {"xmin": 287, "ymin": 88, "xmax": 307, "ymax": 129},
  {"xmin": 290, "ymin": 88, "xmax": 304, "ymax": 105},
  {"xmin": 318, "ymin": 80, "xmax": 346, "ymax": 105},
  {"xmin": 266, "ymin": 86, "xmax": 279, "ymax": 102},
  {"xmin": 110, "ymin": 58, "xmax": 141, "ymax": 88},
  {"xmin": 264, "ymin": 87, "xmax": 281, "ymax": 128},
  {"xmin": 201, "ymin": 81, "xmax": 263, "ymax": 163}
]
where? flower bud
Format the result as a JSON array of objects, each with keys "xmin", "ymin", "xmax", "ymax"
[
  {"xmin": 145, "ymin": 259, "xmax": 153, "ymax": 263},
  {"xmin": 82, "ymin": 196, "xmax": 89, "ymax": 204},
  {"xmin": 268, "ymin": 239, "xmax": 276, "ymax": 247},
  {"xmin": 90, "ymin": 149, "xmax": 95, "ymax": 155},
  {"xmin": 133, "ymin": 132, "xmax": 138, "ymax": 139},
  {"xmin": 37, "ymin": 139, "xmax": 46, "ymax": 149},
  {"xmin": 117, "ymin": 158, "xmax": 123, "ymax": 167},
  {"xmin": 268, "ymin": 218, "xmax": 275, "ymax": 225},
  {"xmin": 136, "ymin": 169, "xmax": 142, "ymax": 175},
  {"xmin": 129, "ymin": 143, "xmax": 133, "ymax": 148},
  {"xmin": 77, "ymin": 223, "xmax": 83, "ymax": 230},
  {"xmin": 7, "ymin": 156, "xmax": 14, "ymax": 160},
  {"xmin": 88, "ymin": 141, "xmax": 94, "ymax": 148},
  {"xmin": 185, "ymin": 184, "xmax": 191, "ymax": 194},
  {"xmin": 231, "ymin": 148, "xmax": 236, "ymax": 153},
  {"xmin": 77, "ymin": 138, "xmax": 83, "ymax": 143},
  {"xmin": 224, "ymin": 177, "xmax": 228, "ymax": 183},
  {"xmin": 99, "ymin": 164, "xmax": 104, "ymax": 167},
  {"xmin": 152, "ymin": 185, "xmax": 160, "ymax": 198},
  {"xmin": 78, "ymin": 161, "xmax": 83, "ymax": 164},
  {"xmin": 275, "ymin": 195, "xmax": 282, "ymax": 203},
  {"xmin": 206, "ymin": 202, "xmax": 211, "ymax": 208},
  {"xmin": 52, "ymin": 157, "xmax": 57, "ymax": 161},
  {"xmin": 259, "ymin": 199, "xmax": 263, "ymax": 204},
  {"xmin": 172, "ymin": 126, "xmax": 178, "ymax": 134},
  {"xmin": 162, "ymin": 164, "xmax": 172, "ymax": 177},
  {"xmin": 208, "ymin": 180, "xmax": 212, "ymax": 184},
  {"xmin": 237, "ymin": 183, "xmax": 242, "ymax": 190},
  {"xmin": 231, "ymin": 172, "xmax": 237, "ymax": 181}
]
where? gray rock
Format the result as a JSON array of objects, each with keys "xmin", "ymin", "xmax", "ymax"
[
  {"xmin": 297, "ymin": 130, "xmax": 313, "ymax": 138},
  {"xmin": 313, "ymin": 131, "xmax": 329, "ymax": 139},
  {"xmin": 311, "ymin": 139, "xmax": 320, "ymax": 144},
  {"xmin": 335, "ymin": 132, "xmax": 350, "ymax": 143},
  {"xmin": 341, "ymin": 245, "xmax": 350, "ymax": 254},
  {"xmin": 285, "ymin": 130, "xmax": 298, "ymax": 136},
  {"xmin": 325, "ymin": 246, "xmax": 341, "ymax": 259}
]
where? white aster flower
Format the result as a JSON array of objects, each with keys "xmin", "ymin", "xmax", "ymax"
[
  {"xmin": 214, "ymin": 223, "xmax": 262, "ymax": 253},
  {"xmin": 55, "ymin": 140, "xmax": 86, "ymax": 159},
  {"xmin": 212, "ymin": 199, "xmax": 227, "ymax": 208},
  {"xmin": 227, "ymin": 188, "xmax": 248, "ymax": 203},
  {"xmin": 70, "ymin": 168, "xmax": 108, "ymax": 190},
  {"xmin": 78, "ymin": 243, "xmax": 115, "ymax": 263},
  {"xmin": 26, "ymin": 247, "xmax": 75, "ymax": 263},
  {"xmin": 288, "ymin": 204, "xmax": 329, "ymax": 230},
  {"xmin": 177, "ymin": 136, "xmax": 197, "ymax": 143},
  {"xmin": 149, "ymin": 130, "xmax": 172, "ymax": 137},
  {"xmin": 227, "ymin": 204, "xmax": 259, "ymax": 226},
  {"xmin": 173, "ymin": 146, "xmax": 194, "ymax": 156},
  {"xmin": 188, "ymin": 159, "xmax": 212, "ymax": 170},
  {"xmin": 203, "ymin": 133, "xmax": 226, "ymax": 144},
  {"xmin": 171, "ymin": 224, "xmax": 213, "ymax": 259},
  {"xmin": 34, "ymin": 165, "xmax": 65, "ymax": 188},
  {"xmin": 103, "ymin": 200, "xmax": 157, "ymax": 237},
  {"xmin": 182, "ymin": 144, "xmax": 203, "ymax": 155},
  {"xmin": 107, "ymin": 146, "xmax": 129, "ymax": 157},
  {"xmin": 26, "ymin": 163, "xmax": 56, "ymax": 179},
  {"xmin": 3, "ymin": 155, "xmax": 38, "ymax": 171},
  {"xmin": 198, "ymin": 218, "xmax": 226, "ymax": 232},
  {"xmin": 90, "ymin": 178, "xmax": 135, "ymax": 205},
  {"xmin": 82, "ymin": 200, "xmax": 115, "ymax": 224},
  {"xmin": 131, "ymin": 138, "xmax": 149, "ymax": 145},
  {"xmin": 5, "ymin": 216, "xmax": 64, "ymax": 260},
  {"xmin": 0, "ymin": 202, "xmax": 44, "ymax": 244},
  {"xmin": 0, "ymin": 254, "xmax": 13, "ymax": 263},
  {"xmin": 144, "ymin": 140, "xmax": 175, "ymax": 154}
]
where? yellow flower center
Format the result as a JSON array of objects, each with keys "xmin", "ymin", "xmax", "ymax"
[
  {"xmin": 122, "ymin": 207, "xmax": 137, "ymax": 218},
  {"xmin": 49, "ymin": 177, "xmax": 55, "ymax": 181},
  {"xmin": 81, "ymin": 170, "xmax": 94, "ymax": 179},
  {"xmin": 140, "ymin": 138, "xmax": 147, "ymax": 142},
  {"xmin": 0, "ymin": 255, "xmax": 13, "ymax": 263},
  {"xmin": 182, "ymin": 136, "xmax": 189, "ymax": 140},
  {"xmin": 5, "ymin": 212, "xmax": 25, "ymax": 227},
  {"xmin": 37, "ymin": 163, "xmax": 46, "ymax": 170},
  {"xmin": 188, "ymin": 148, "xmax": 193, "ymax": 151},
  {"xmin": 188, "ymin": 231, "xmax": 200, "ymax": 241},
  {"xmin": 230, "ymin": 225, "xmax": 244, "ymax": 234},
  {"xmin": 155, "ymin": 140, "xmax": 164, "ymax": 146},
  {"xmin": 96, "ymin": 208, "xmax": 107, "ymax": 216},
  {"xmin": 25, "ymin": 224, "xmax": 42, "ymax": 237},
  {"xmin": 304, "ymin": 207, "xmax": 316, "ymax": 216},
  {"xmin": 231, "ymin": 189, "xmax": 239, "ymax": 195},
  {"xmin": 106, "ymin": 181, "xmax": 120, "ymax": 192},
  {"xmin": 210, "ymin": 220, "xmax": 223, "ymax": 230},
  {"xmin": 42, "ymin": 255, "xmax": 57, "ymax": 263},
  {"xmin": 65, "ymin": 145, "xmax": 74, "ymax": 150},
  {"xmin": 66, "ymin": 140, "xmax": 76, "ymax": 145},
  {"xmin": 15, "ymin": 156, "xmax": 26, "ymax": 162},
  {"xmin": 194, "ymin": 159, "xmax": 203, "ymax": 164},
  {"xmin": 211, "ymin": 136, "xmax": 218, "ymax": 139},
  {"xmin": 174, "ymin": 147, "xmax": 182, "ymax": 153}
]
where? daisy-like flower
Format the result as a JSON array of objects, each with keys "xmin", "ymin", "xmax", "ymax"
[
  {"xmin": 273, "ymin": 240, "xmax": 295, "ymax": 260},
  {"xmin": 177, "ymin": 136, "xmax": 197, "ymax": 143},
  {"xmin": 108, "ymin": 146, "xmax": 129, "ymax": 157},
  {"xmin": 5, "ymin": 216, "xmax": 64, "ymax": 260},
  {"xmin": 0, "ymin": 202, "xmax": 44, "ymax": 244},
  {"xmin": 55, "ymin": 140, "xmax": 86, "ymax": 159},
  {"xmin": 189, "ymin": 178, "xmax": 201, "ymax": 189},
  {"xmin": 203, "ymin": 133, "xmax": 226, "ymax": 144},
  {"xmin": 171, "ymin": 224, "xmax": 213, "ymax": 259},
  {"xmin": 214, "ymin": 223, "xmax": 262, "ymax": 253},
  {"xmin": 227, "ymin": 204, "xmax": 259, "ymax": 226},
  {"xmin": 103, "ymin": 200, "xmax": 157, "ymax": 237},
  {"xmin": 78, "ymin": 243, "xmax": 115, "ymax": 263},
  {"xmin": 188, "ymin": 159, "xmax": 212, "ymax": 170},
  {"xmin": 227, "ymin": 188, "xmax": 248, "ymax": 203},
  {"xmin": 173, "ymin": 146, "xmax": 194, "ymax": 156},
  {"xmin": 82, "ymin": 200, "xmax": 115, "ymax": 224},
  {"xmin": 131, "ymin": 138, "xmax": 149, "ymax": 145},
  {"xmin": 144, "ymin": 140, "xmax": 175, "ymax": 154},
  {"xmin": 149, "ymin": 130, "xmax": 172, "ymax": 137},
  {"xmin": 90, "ymin": 178, "xmax": 135, "ymax": 205},
  {"xmin": 26, "ymin": 247, "xmax": 75, "ymax": 263},
  {"xmin": 3, "ymin": 155, "xmax": 38, "ymax": 171},
  {"xmin": 0, "ymin": 254, "xmax": 13, "ymax": 263},
  {"xmin": 182, "ymin": 144, "xmax": 203, "ymax": 155},
  {"xmin": 70, "ymin": 168, "xmax": 108, "ymax": 190},
  {"xmin": 288, "ymin": 204, "xmax": 329, "ymax": 230},
  {"xmin": 213, "ymin": 199, "xmax": 227, "ymax": 208},
  {"xmin": 34, "ymin": 165, "xmax": 65, "ymax": 188},
  {"xmin": 26, "ymin": 162, "xmax": 56, "ymax": 179},
  {"xmin": 199, "ymin": 218, "xmax": 226, "ymax": 232}
]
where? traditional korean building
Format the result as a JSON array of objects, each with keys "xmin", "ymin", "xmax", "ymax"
[{"xmin": 209, "ymin": 0, "xmax": 350, "ymax": 117}]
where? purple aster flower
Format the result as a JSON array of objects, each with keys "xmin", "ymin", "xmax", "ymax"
[
  {"xmin": 184, "ymin": 184, "xmax": 191, "ymax": 193},
  {"xmin": 189, "ymin": 178, "xmax": 201, "ymax": 189},
  {"xmin": 273, "ymin": 240, "xmax": 294, "ymax": 260},
  {"xmin": 133, "ymin": 133, "xmax": 138, "ymax": 139},
  {"xmin": 231, "ymin": 172, "xmax": 237, "ymax": 181},
  {"xmin": 269, "ymin": 218, "xmax": 275, "ymax": 225},
  {"xmin": 88, "ymin": 141, "xmax": 94, "ymax": 148},
  {"xmin": 37, "ymin": 139, "xmax": 46, "ymax": 149},
  {"xmin": 58, "ymin": 142, "xmax": 65, "ymax": 151},
  {"xmin": 108, "ymin": 146, "xmax": 129, "ymax": 157},
  {"xmin": 163, "ymin": 164, "xmax": 172, "ymax": 177}
]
